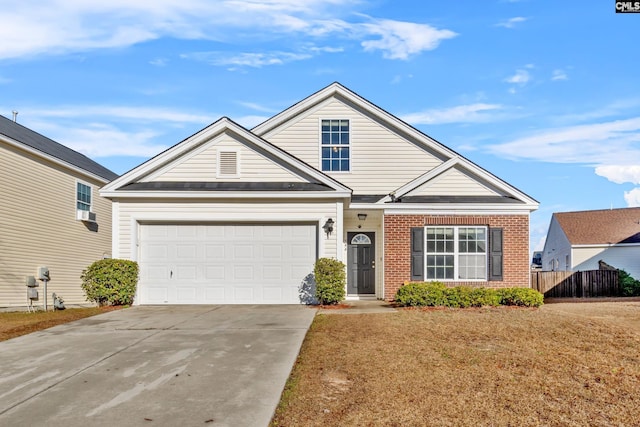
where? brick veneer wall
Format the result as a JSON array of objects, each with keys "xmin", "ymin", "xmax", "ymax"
[{"xmin": 383, "ymin": 214, "xmax": 530, "ymax": 301}]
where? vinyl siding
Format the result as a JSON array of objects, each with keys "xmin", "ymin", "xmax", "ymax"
[
  {"xmin": 144, "ymin": 132, "xmax": 304, "ymax": 183},
  {"xmin": 573, "ymin": 246, "xmax": 640, "ymax": 279},
  {"xmin": 263, "ymin": 98, "xmax": 442, "ymax": 194},
  {"xmin": 114, "ymin": 200, "xmax": 339, "ymax": 262},
  {"xmin": 0, "ymin": 142, "xmax": 112, "ymax": 308},
  {"xmin": 541, "ymin": 216, "xmax": 572, "ymax": 271},
  {"xmin": 406, "ymin": 167, "xmax": 498, "ymax": 197}
]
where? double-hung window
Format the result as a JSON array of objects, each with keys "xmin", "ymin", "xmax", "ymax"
[
  {"xmin": 425, "ymin": 226, "xmax": 487, "ymax": 280},
  {"xmin": 77, "ymin": 182, "xmax": 92, "ymax": 211},
  {"xmin": 321, "ymin": 119, "xmax": 349, "ymax": 172}
]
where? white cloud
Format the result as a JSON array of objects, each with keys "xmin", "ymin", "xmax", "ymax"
[
  {"xmin": 236, "ymin": 101, "xmax": 279, "ymax": 114},
  {"xmin": 182, "ymin": 51, "xmax": 312, "ymax": 68},
  {"xmin": 401, "ymin": 103, "xmax": 503, "ymax": 125},
  {"xmin": 495, "ymin": 17, "xmax": 528, "ymax": 29},
  {"xmin": 7, "ymin": 104, "xmax": 217, "ymax": 158},
  {"xmin": 149, "ymin": 58, "xmax": 168, "ymax": 67},
  {"xmin": 489, "ymin": 117, "xmax": 640, "ymax": 165},
  {"xmin": 551, "ymin": 69, "xmax": 568, "ymax": 81},
  {"xmin": 624, "ymin": 188, "xmax": 640, "ymax": 207},
  {"xmin": 595, "ymin": 165, "xmax": 640, "ymax": 185},
  {"xmin": 24, "ymin": 105, "xmax": 213, "ymax": 124},
  {"xmin": 360, "ymin": 19, "xmax": 457, "ymax": 60},
  {"xmin": 0, "ymin": 1, "xmax": 454, "ymax": 61},
  {"xmin": 505, "ymin": 69, "xmax": 531, "ymax": 85}
]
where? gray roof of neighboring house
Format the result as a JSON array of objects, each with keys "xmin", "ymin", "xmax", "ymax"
[
  {"xmin": 0, "ymin": 115, "xmax": 118, "ymax": 182},
  {"xmin": 554, "ymin": 207, "xmax": 640, "ymax": 245}
]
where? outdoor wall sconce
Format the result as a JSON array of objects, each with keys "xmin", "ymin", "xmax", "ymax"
[
  {"xmin": 323, "ymin": 218, "xmax": 335, "ymax": 237},
  {"xmin": 357, "ymin": 213, "xmax": 367, "ymax": 221}
]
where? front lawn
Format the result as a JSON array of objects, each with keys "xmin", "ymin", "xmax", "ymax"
[
  {"xmin": 272, "ymin": 302, "xmax": 640, "ymax": 426},
  {"xmin": 0, "ymin": 307, "xmax": 122, "ymax": 342}
]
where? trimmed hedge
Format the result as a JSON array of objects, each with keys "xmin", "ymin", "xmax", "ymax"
[
  {"xmin": 314, "ymin": 257, "xmax": 346, "ymax": 305},
  {"xmin": 395, "ymin": 282, "xmax": 543, "ymax": 308},
  {"xmin": 81, "ymin": 259, "xmax": 139, "ymax": 306}
]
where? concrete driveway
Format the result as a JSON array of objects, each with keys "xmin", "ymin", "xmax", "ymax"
[{"xmin": 0, "ymin": 305, "xmax": 316, "ymax": 427}]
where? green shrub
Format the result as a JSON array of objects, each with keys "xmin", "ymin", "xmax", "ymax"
[
  {"xmin": 395, "ymin": 283, "xmax": 542, "ymax": 308},
  {"xmin": 497, "ymin": 287, "xmax": 544, "ymax": 307},
  {"xmin": 469, "ymin": 287, "xmax": 501, "ymax": 307},
  {"xmin": 619, "ymin": 269, "xmax": 640, "ymax": 296},
  {"xmin": 394, "ymin": 282, "xmax": 447, "ymax": 307},
  {"xmin": 446, "ymin": 286, "xmax": 473, "ymax": 308},
  {"xmin": 81, "ymin": 259, "xmax": 139, "ymax": 306},
  {"xmin": 314, "ymin": 258, "xmax": 346, "ymax": 305}
]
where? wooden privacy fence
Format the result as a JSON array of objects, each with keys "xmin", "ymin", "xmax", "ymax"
[{"xmin": 531, "ymin": 270, "xmax": 620, "ymax": 298}]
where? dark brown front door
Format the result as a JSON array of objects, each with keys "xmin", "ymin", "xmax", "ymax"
[{"xmin": 347, "ymin": 232, "xmax": 375, "ymax": 295}]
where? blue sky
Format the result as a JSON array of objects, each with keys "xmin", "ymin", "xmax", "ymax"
[{"xmin": 1, "ymin": 1, "xmax": 639, "ymax": 254}]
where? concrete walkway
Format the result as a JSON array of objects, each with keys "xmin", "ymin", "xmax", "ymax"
[{"xmin": 0, "ymin": 305, "xmax": 316, "ymax": 427}]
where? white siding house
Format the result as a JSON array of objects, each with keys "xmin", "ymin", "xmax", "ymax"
[
  {"xmin": 542, "ymin": 208, "xmax": 640, "ymax": 279},
  {"xmin": 102, "ymin": 83, "xmax": 538, "ymax": 305}
]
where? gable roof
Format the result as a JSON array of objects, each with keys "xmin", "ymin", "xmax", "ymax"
[
  {"xmin": 554, "ymin": 207, "xmax": 640, "ymax": 245},
  {"xmin": 101, "ymin": 117, "xmax": 351, "ymax": 198},
  {"xmin": 0, "ymin": 115, "xmax": 118, "ymax": 182},
  {"xmin": 253, "ymin": 82, "xmax": 538, "ymax": 210}
]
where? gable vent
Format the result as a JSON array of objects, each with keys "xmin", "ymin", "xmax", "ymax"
[{"xmin": 218, "ymin": 151, "xmax": 239, "ymax": 177}]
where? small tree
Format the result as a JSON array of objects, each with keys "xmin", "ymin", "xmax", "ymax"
[
  {"xmin": 81, "ymin": 259, "xmax": 139, "ymax": 306},
  {"xmin": 314, "ymin": 258, "xmax": 346, "ymax": 305}
]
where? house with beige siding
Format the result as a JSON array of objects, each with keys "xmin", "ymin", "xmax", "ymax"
[
  {"xmin": 0, "ymin": 115, "xmax": 117, "ymax": 309},
  {"xmin": 542, "ymin": 208, "xmax": 640, "ymax": 278},
  {"xmin": 101, "ymin": 83, "xmax": 538, "ymax": 305}
]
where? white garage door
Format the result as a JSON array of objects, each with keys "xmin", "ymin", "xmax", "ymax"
[{"xmin": 138, "ymin": 224, "xmax": 317, "ymax": 304}]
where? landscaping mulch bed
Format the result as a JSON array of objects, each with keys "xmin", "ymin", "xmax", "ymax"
[{"xmin": 272, "ymin": 302, "xmax": 640, "ymax": 426}]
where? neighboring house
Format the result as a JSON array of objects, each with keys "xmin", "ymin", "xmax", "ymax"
[
  {"xmin": 0, "ymin": 115, "xmax": 118, "ymax": 308},
  {"xmin": 542, "ymin": 207, "xmax": 640, "ymax": 278},
  {"xmin": 101, "ymin": 83, "xmax": 538, "ymax": 305}
]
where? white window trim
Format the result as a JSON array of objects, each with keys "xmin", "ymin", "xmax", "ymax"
[
  {"xmin": 76, "ymin": 180, "xmax": 93, "ymax": 212},
  {"xmin": 424, "ymin": 226, "xmax": 488, "ymax": 282},
  {"xmin": 216, "ymin": 149, "xmax": 241, "ymax": 178},
  {"xmin": 318, "ymin": 118, "xmax": 351, "ymax": 173}
]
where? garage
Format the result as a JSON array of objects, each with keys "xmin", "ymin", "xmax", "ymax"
[{"xmin": 138, "ymin": 223, "xmax": 318, "ymax": 304}]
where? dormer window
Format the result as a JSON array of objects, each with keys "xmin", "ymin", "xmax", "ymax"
[
  {"xmin": 217, "ymin": 150, "xmax": 239, "ymax": 178},
  {"xmin": 321, "ymin": 119, "xmax": 349, "ymax": 172}
]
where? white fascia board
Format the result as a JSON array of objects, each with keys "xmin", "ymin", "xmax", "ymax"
[
  {"xmin": 100, "ymin": 190, "xmax": 352, "ymax": 199},
  {"xmin": 383, "ymin": 204, "xmax": 537, "ymax": 215},
  {"xmin": 572, "ymin": 243, "xmax": 640, "ymax": 248},
  {"xmin": 2, "ymin": 135, "xmax": 111, "ymax": 184}
]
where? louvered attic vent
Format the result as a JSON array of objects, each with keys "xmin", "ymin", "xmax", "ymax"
[{"xmin": 218, "ymin": 151, "xmax": 238, "ymax": 177}]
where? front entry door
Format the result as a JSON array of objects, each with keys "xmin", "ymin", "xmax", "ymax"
[{"xmin": 347, "ymin": 232, "xmax": 375, "ymax": 295}]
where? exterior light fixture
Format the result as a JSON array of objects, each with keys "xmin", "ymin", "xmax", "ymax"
[
  {"xmin": 357, "ymin": 213, "xmax": 367, "ymax": 221},
  {"xmin": 323, "ymin": 218, "xmax": 335, "ymax": 237}
]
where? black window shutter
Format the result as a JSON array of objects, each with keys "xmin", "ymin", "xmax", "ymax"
[
  {"xmin": 410, "ymin": 227, "xmax": 425, "ymax": 281},
  {"xmin": 489, "ymin": 228, "xmax": 503, "ymax": 281}
]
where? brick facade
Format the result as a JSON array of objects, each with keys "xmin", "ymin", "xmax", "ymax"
[{"xmin": 383, "ymin": 214, "xmax": 530, "ymax": 300}]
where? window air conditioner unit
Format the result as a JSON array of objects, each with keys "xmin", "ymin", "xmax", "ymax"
[{"xmin": 77, "ymin": 210, "xmax": 97, "ymax": 223}]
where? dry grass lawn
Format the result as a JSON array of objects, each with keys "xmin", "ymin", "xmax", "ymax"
[
  {"xmin": 272, "ymin": 302, "xmax": 640, "ymax": 426},
  {"xmin": 0, "ymin": 307, "xmax": 121, "ymax": 342}
]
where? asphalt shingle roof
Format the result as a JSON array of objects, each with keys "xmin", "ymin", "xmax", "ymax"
[
  {"xmin": 0, "ymin": 115, "xmax": 118, "ymax": 182},
  {"xmin": 555, "ymin": 207, "xmax": 640, "ymax": 245}
]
